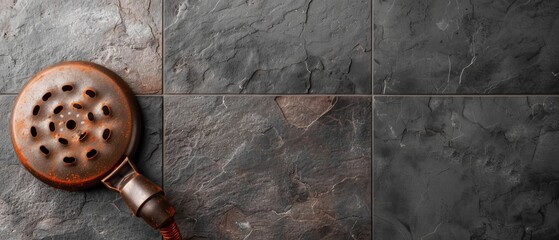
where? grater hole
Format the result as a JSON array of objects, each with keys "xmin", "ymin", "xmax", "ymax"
[
  {"xmin": 87, "ymin": 112, "xmax": 95, "ymax": 121},
  {"xmin": 86, "ymin": 149, "xmax": 98, "ymax": 159},
  {"xmin": 63, "ymin": 157, "xmax": 76, "ymax": 164},
  {"xmin": 85, "ymin": 89, "xmax": 96, "ymax": 98},
  {"xmin": 58, "ymin": 138, "xmax": 69, "ymax": 145},
  {"xmin": 42, "ymin": 92, "xmax": 52, "ymax": 101},
  {"xmin": 66, "ymin": 120, "xmax": 76, "ymax": 130},
  {"xmin": 62, "ymin": 85, "xmax": 73, "ymax": 92},
  {"xmin": 102, "ymin": 129, "xmax": 111, "ymax": 140},
  {"xmin": 73, "ymin": 103, "xmax": 82, "ymax": 109},
  {"xmin": 102, "ymin": 105, "xmax": 111, "ymax": 116},
  {"xmin": 40, "ymin": 145, "xmax": 49, "ymax": 155},
  {"xmin": 49, "ymin": 122, "xmax": 55, "ymax": 132},
  {"xmin": 53, "ymin": 106, "xmax": 63, "ymax": 114},
  {"xmin": 33, "ymin": 105, "xmax": 40, "ymax": 116},
  {"xmin": 30, "ymin": 127, "xmax": 37, "ymax": 137},
  {"xmin": 79, "ymin": 131, "xmax": 88, "ymax": 141}
]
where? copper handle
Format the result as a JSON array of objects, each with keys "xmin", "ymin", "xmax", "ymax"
[{"xmin": 102, "ymin": 157, "xmax": 182, "ymax": 240}]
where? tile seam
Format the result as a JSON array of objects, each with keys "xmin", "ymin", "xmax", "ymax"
[
  {"xmin": 149, "ymin": 94, "xmax": 375, "ymax": 97},
  {"xmin": 371, "ymin": 0, "xmax": 375, "ymax": 239},
  {"xmin": 373, "ymin": 94, "xmax": 559, "ymax": 97},
  {"xmin": 162, "ymin": 0, "xmax": 166, "ymax": 194},
  {"xmin": 4, "ymin": 94, "xmax": 559, "ymax": 96},
  {"xmin": 161, "ymin": 2, "xmax": 166, "ymax": 240}
]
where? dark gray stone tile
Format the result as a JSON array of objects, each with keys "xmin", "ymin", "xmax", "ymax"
[
  {"xmin": 164, "ymin": 0, "xmax": 372, "ymax": 94},
  {"xmin": 137, "ymin": 97, "xmax": 164, "ymax": 187},
  {"xmin": 164, "ymin": 96, "xmax": 371, "ymax": 239},
  {"xmin": 373, "ymin": 0, "xmax": 559, "ymax": 94},
  {"xmin": 0, "ymin": 0, "xmax": 162, "ymax": 94},
  {"xmin": 0, "ymin": 96, "xmax": 162, "ymax": 239},
  {"xmin": 374, "ymin": 97, "xmax": 559, "ymax": 239}
]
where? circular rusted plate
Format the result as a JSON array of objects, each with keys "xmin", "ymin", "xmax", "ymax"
[{"xmin": 11, "ymin": 61, "xmax": 140, "ymax": 191}]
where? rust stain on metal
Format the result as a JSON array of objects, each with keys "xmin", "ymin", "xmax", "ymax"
[
  {"xmin": 10, "ymin": 61, "xmax": 140, "ymax": 191},
  {"xmin": 275, "ymin": 96, "xmax": 336, "ymax": 128},
  {"xmin": 11, "ymin": 61, "xmax": 182, "ymax": 239}
]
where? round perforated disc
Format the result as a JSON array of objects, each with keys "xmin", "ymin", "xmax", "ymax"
[{"xmin": 11, "ymin": 61, "xmax": 140, "ymax": 191}]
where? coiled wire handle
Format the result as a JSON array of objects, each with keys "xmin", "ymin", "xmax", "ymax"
[{"xmin": 160, "ymin": 221, "xmax": 183, "ymax": 240}]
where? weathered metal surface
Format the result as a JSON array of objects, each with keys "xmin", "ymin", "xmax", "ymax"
[
  {"xmin": 102, "ymin": 157, "xmax": 177, "ymax": 230},
  {"xmin": 10, "ymin": 62, "xmax": 182, "ymax": 239},
  {"xmin": 10, "ymin": 61, "xmax": 140, "ymax": 191}
]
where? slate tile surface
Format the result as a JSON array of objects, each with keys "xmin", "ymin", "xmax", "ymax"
[
  {"xmin": 374, "ymin": 97, "xmax": 559, "ymax": 240},
  {"xmin": 164, "ymin": 0, "xmax": 372, "ymax": 94},
  {"xmin": 0, "ymin": 96, "xmax": 162, "ymax": 239},
  {"xmin": 164, "ymin": 96, "xmax": 372, "ymax": 239},
  {"xmin": 0, "ymin": 0, "xmax": 162, "ymax": 94},
  {"xmin": 373, "ymin": 0, "xmax": 559, "ymax": 94}
]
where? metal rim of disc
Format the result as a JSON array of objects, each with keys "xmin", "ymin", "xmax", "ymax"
[{"xmin": 10, "ymin": 61, "xmax": 141, "ymax": 191}]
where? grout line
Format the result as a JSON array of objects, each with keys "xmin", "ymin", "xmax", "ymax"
[
  {"xmin": 371, "ymin": 95, "xmax": 374, "ymax": 239},
  {"xmin": 4, "ymin": 92, "xmax": 558, "ymax": 97},
  {"xmin": 6, "ymin": 93, "xmax": 559, "ymax": 97},
  {"xmin": 137, "ymin": 94, "xmax": 559, "ymax": 97},
  {"xmin": 2, "ymin": 93, "xmax": 558, "ymax": 97},
  {"xmin": 371, "ymin": 0, "xmax": 374, "ymax": 98},
  {"xmin": 160, "ymin": 3, "xmax": 166, "ymax": 240},
  {"xmin": 162, "ymin": 0, "xmax": 166, "ymax": 96},
  {"xmin": 161, "ymin": 0, "xmax": 166, "ymax": 193},
  {"xmin": 162, "ymin": 96, "xmax": 166, "ymax": 191},
  {"xmin": 161, "ymin": 101, "xmax": 165, "ymax": 240},
  {"xmin": 373, "ymin": 94, "xmax": 559, "ymax": 97},
  {"xmin": 371, "ymin": 0, "xmax": 375, "ymax": 238},
  {"xmin": 371, "ymin": 0, "xmax": 376, "ymax": 235},
  {"xmin": 146, "ymin": 93, "xmax": 375, "ymax": 97}
]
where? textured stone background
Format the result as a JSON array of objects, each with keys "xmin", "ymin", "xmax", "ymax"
[
  {"xmin": 374, "ymin": 0, "xmax": 559, "ymax": 94},
  {"xmin": 0, "ymin": 0, "xmax": 373, "ymax": 239},
  {"xmin": 0, "ymin": 96, "xmax": 372, "ymax": 240},
  {"xmin": 10, "ymin": 0, "xmax": 559, "ymax": 239},
  {"xmin": 164, "ymin": 96, "xmax": 372, "ymax": 239},
  {"xmin": 0, "ymin": 96, "xmax": 162, "ymax": 239},
  {"xmin": 375, "ymin": 97, "xmax": 559, "ymax": 240},
  {"xmin": 164, "ymin": 0, "xmax": 372, "ymax": 94},
  {"xmin": 0, "ymin": 0, "xmax": 162, "ymax": 94},
  {"xmin": 373, "ymin": 1, "xmax": 559, "ymax": 238}
]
